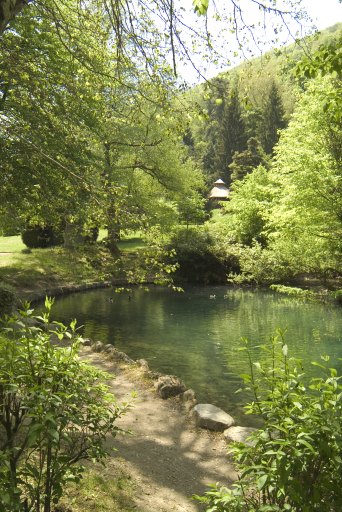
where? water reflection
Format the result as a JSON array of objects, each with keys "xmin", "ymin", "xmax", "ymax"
[{"xmin": 50, "ymin": 286, "xmax": 342, "ymax": 423}]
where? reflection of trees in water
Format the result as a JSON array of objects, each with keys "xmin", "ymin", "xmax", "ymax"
[{"xmin": 50, "ymin": 287, "xmax": 342, "ymax": 412}]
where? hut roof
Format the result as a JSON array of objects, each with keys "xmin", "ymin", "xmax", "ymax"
[{"xmin": 209, "ymin": 179, "xmax": 229, "ymax": 199}]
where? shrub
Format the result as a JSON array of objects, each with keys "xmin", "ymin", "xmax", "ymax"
[
  {"xmin": 0, "ymin": 298, "xmax": 127, "ymax": 512},
  {"xmin": 334, "ymin": 289, "xmax": 342, "ymax": 304},
  {"xmin": 228, "ymin": 243, "xmax": 291, "ymax": 285},
  {"xmin": 21, "ymin": 225, "xmax": 63, "ymax": 248},
  {"xmin": 168, "ymin": 227, "xmax": 238, "ymax": 284},
  {"xmin": 0, "ymin": 282, "xmax": 18, "ymax": 316},
  {"xmin": 195, "ymin": 332, "xmax": 342, "ymax": 511}
]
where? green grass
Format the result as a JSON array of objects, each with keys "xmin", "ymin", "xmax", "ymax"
[
  {"xmin": 0, "ymin": 233, "xmax": 146, "ymax": 296},
  {"xmin": 58, "ymin": 462, "xmax": 138, "ymax": 512},
  {"xmin": 118, "ymin": 237, "xmax": 145, "ymax": 252},
  {"xmin": 0, "ymin": 235, "xmax": 26, "ymax": 257}
]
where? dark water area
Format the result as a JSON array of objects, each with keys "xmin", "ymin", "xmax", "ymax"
[{"xmin": 49, "ymin": 286, "xmax": 342, "ymax": 424}]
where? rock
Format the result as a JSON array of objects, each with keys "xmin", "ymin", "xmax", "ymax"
[
  {"xmin": 116, "ymin": 351, "xmax": 134, "ymax": 364},
  {"xmin": 155, "ymin": 375, "xmax": 187, "ymax": 399},
  {"xmin": 107, "ymin": 348, "xmax": 119, "ymax": 360},
  {"xmin": 92, "ymin": 341, "xmax": 104, "ymax": 352},
  {"xmin": 192, "ymin": 404, "xmax": 235, "ymax": 432},
  {"xmin": 223, "ymin": 426, "xmax": 257, "ymax": 446},
  {"xmin": 179, "ymin": 389, "xmax": 197, "ymax": 411},
  {"xmin": 82, "ymin": 338, "xmax": 93, "ymax": 346},
  {"xmin": 103, "ymin": 343, "xmax": 115, "ymax": 352},
  {"xmin": 148, "ymin": 371, "xmax": 162, "ymax": 380},
  {"xmin": 136, "ymin": 359, "xmax": 150, "ymax": 371},
  {"xmin": 180, "ymin": 389, "xmax": 196, "ymax": 402}
]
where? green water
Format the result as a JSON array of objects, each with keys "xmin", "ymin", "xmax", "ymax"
[{"xmin": 50, "ymin": 286, "xmax": 342, "ymax": 423}]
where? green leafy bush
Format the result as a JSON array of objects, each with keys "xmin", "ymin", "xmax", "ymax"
[
  {"xmin": 168, "ymin": 226, "xmax": 239, "ymax": 284},
  {"xmin": 0, "ymin": 282, "xmax": 18, "ymax": 316},
  {"xmin": 0, "ymin": 298, "xmax": 128, "ymax": 512},
  {"xmin": 21, "ymin": 225, "xmax": 63, "ymax": 248},
  {"xmin": 195, "ymin": 332, "xmax": 342, "ymax": 511},
  {"xmin": 228, "ymin": 243, "xmax": 290, "ymax": 285},
  {"xmin": 334, "ymin": 289, "xmax": 342, "ymax": 304},
  {"xmin": 83, "ymin": 226, "xmax": 99, "ymax": 244}
]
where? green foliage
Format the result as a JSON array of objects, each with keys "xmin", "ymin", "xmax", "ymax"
[
  {"xmin": 0, "ymin": 0, "xmax": 205, "ymax": 255},
  {"xmin": 228, "ymin": 243, "xmax": 291, "ymax": 285},
  {"xmin": 259, "ymin": 81, "xmax": 287, "ymax": 155},
  {"xmin": 21, "ymin": 225, "xmax": 63, "ymax": 249},
  {"xmin": 221, "ymin": 165, "xmax": 272, "ymax": 247},
  {"xmin": 167, "ymin": 226, "xmax": 238, "ymax": 284},
  {"xmin": 267, "ymin": 76, "xmax": 342, "ymax": 276},
  {"xmin": 334, "ymin": 289, "xmax": 342, "ymax": 304},
  {"xmin": 192, "ymin": 0, "xmax": 209, "ymax": 16},
  {"xmin": 296, "ymin": 33, "xmax": 342, "ymax": 79},
  {"xmin": 229, "ymin": 138, "xmax": 270, "ymax": 183},
  {"xmin": 270, "ymin": 284, "xmax": 315, "ymax": 299},
  {"xmin": 207, "ymin": 73, "xmax": 342, "ymax": 285},
  {"xmin": 0, "ymin": 299, "xmax": 127, "ymax": 511},
  {"xmin": 0, "ymin": 282, "xmax": 18, "ymax": 316},
  {"xmin": 196, "ymin": 333, "xmax": 342, "ymax": 511}
]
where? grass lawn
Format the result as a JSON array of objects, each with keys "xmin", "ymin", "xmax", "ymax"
[
  {"xmin": 0, "ymin": 236, "xmax": 26, "ymax": 256},
  {"xmin": 0, "ymin": 233, "xmax": 146, "ymax": 296}
]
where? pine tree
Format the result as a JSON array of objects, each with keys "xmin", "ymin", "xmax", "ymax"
[
  {"xmin": 229, "ymin": 137, "xmax": 270, "ymax": 182},
  {"xmin": 201, "ymin": 79, "xmax": 247, "ymax": 184},
  {"xmin": 260, "ymin": 81, "xmax": 286, "ymax": 154}
]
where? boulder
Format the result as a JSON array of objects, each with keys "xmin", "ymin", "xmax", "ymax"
[
  {"xmin": 92, "ymin": 341, "xmax": 104, "ymax": 352},
  {"xmin": 193, "ymin": 404, "xmax": 235, "ymax": 432},
  {"xmin": 136, "ymin": 359, "xmax": 150, "ymax": 371},
  {"xmin": 103, "ymin": 343, "xmax": 115, "ymax": 353},
  {"xmin": 115, "ymin": 351, "xmax": 134, "ymax": 364},
  {"xmin": 148, "ymin": 370, "xmax": 162, "ymax": 380},
  {"xmin": 155, "ymin": 375, "xmax": 187, "ymax": 399},
  {"xmin": 179, "ymin": 388, "xmax": 197, "ymax": 411},
  {"xmin": 180, "ymin": 388, "xmax": 196, "ymax": 403},
  {"xmin": 223, "ymin": 426, "xmax": 257, "ymax": 446},
  {"xmin": 82, "ymin": 338, "xmax": 93, "ymax": 346}
]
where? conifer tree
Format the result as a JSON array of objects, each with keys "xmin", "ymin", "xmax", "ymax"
[
  {"xmin": 221, "ymin": 85, "xmax": 247, "ymax": 183},
  {"xmin": 229, "ymin": 137, "xmax": 269, "ymax": 182},
  {"xmin": 260, "ymin": 81, "xmax": 286, "ymax": 154}
]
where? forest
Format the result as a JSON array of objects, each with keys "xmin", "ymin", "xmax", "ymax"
[
  {"xmin": 0, "ymin": 2, "xmax": 341, "ymax": 287},
  {"xmin": 0, "ymin": 0, "xmax": 342, "ymax": 510}
]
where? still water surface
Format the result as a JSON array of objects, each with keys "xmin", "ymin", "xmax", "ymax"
[{"xmin": 50, "ymin": 286, "xmax": 342, "ymax": 421}]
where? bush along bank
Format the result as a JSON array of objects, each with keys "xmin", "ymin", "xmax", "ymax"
[{"xmin": 0, "ymin": 298, "xmax": 129, "ymax": 512}]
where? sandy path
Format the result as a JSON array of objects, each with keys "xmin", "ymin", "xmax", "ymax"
[{"xmin": 81, "ymin": 347, "xmax": 237, "ymax": 512}]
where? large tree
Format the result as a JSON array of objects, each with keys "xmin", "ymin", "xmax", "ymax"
[
  {"xmin": 267, "ymin": 76, "xmax": 342, "ymax": 274},
  {"xmin": 0, "ymin": 0, "xmax": 203, "ymax": 249}
]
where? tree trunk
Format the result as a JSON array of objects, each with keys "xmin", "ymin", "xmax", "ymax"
[
  {"xmin": 63, "ymin": 221, "xmax": 84, "ymax": 249},
  {"xmin": 0, "ymin": 0, "xmax": 27, "ymax": 35},
  {"xmin": 103, "ymin": 142, "xmax": 121, "ymax": 256}
]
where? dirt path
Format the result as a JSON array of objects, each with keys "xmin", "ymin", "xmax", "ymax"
[{"xmin": 81, "ymin": 347, "xmax": 237, "ymax": 512}]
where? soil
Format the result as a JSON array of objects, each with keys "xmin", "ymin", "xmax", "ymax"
[{"xmin": 81, "ymin": 347, "xmax": 237, "ymax": 512}]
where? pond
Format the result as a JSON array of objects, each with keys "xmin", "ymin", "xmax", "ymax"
[{"xmin": 49, "ymin": 286, "xmax": 342, "ymax": 424}]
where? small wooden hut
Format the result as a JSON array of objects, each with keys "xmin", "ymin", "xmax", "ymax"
[{"xmin": 208, "ymin": 178, "xmax": 229, "ymax": 201}]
